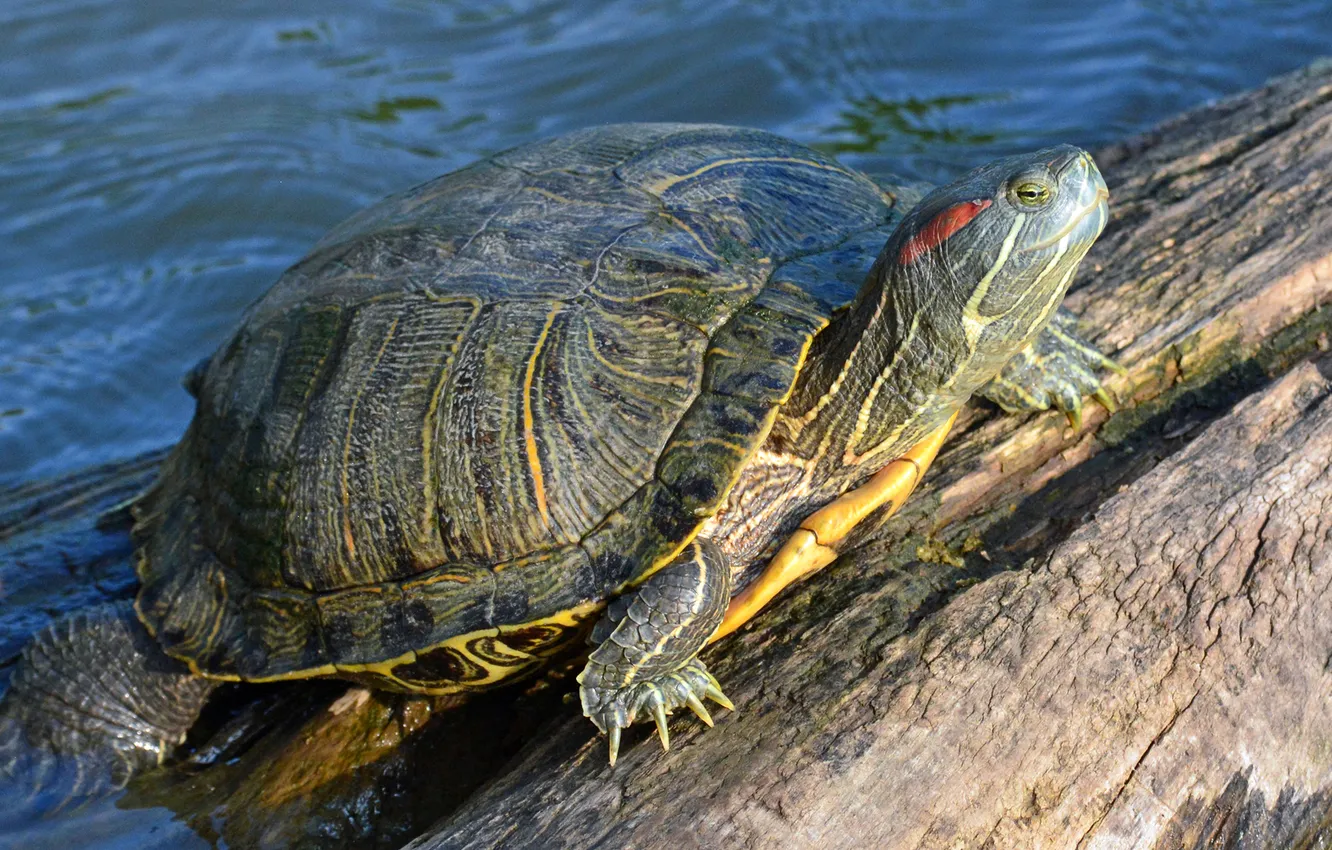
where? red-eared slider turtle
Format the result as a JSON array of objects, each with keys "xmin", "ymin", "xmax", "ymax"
[{"xmin": 1, "ymin": 124, "xmax": 1117, "ymax": 776}]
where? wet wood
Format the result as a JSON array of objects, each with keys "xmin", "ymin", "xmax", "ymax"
[{"xmin": 3, "ymin": 60, "xmax": 1332, "ymax": 850}]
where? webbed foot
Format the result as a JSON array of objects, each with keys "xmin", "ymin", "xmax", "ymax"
[
  {"xmin": 577, "ymin": 539, "xmax": 732, "ymax": 765},
  {"xmin": 981, "ymin": 308, "xmax": 1126, "ymax": 430}
]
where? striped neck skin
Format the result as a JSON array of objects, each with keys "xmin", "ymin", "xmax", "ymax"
[{"xmin": 773, "ymin": 145, "xmax": 1109, "ymax": 487}]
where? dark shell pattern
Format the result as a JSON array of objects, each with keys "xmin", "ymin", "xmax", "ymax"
[{"xmin": 132, "ymin": 123, "xmax": 910, "ymax": 692}]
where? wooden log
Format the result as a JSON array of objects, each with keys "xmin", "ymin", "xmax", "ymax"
[{"xmin": 408, "ymin": 61, "xmax": 1332, "ymax": 849}]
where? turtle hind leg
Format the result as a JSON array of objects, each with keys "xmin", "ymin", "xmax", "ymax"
[
  {"xmin": 981, "ymin": 307, "xmax": 1126, "ymax": 431},
  {"xmin": 0, "ymin": 600, "xmax": 217, "ymax": 808},
  {"xmin": 578, "ymin": 539, "xmax": 733, "ymax": 766}
]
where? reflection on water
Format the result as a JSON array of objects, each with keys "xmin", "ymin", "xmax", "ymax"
[
  {"xmin": 817, "ymin": 93, "xmax": 1005, "ymax": 156},
  {"xmin": 348, "ymin": 95, "xmax": 445, "ymax": 124}
]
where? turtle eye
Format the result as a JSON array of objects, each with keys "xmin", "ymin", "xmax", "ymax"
[{"xmin": 1011, "ymin": 180, "xmax": 1052, "ymax": 207}]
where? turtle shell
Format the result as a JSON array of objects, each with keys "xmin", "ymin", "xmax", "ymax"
[{"xmin": 132, "ymin": 123, "xmax": 909, "ymax": 692}]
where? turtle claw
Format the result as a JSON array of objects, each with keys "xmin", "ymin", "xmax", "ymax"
[
  {"xmin": 1101, "ymin": 354, "xmax": 1129, "ymax": 377},
  {"xmin": 1063, "ymin": 399, "xmax": 1083, "ymax": 432},
  {"xmin": 581, "ymin": 658, "xmax": 732, "ymax": 765},
  {"xmin": 651, "ymin": 700, "xmax": 671, "ymax": 751},
  {"xmin": 703, "ymin": 680, "xmax": 735, "ymax": 712},
  {"xmin": 684, "ymin": 692, "xmax": 714, "ymax": 727},
  {"xmin": 608, "ymin": 726, "xmax": 622, "ymax": 767},
  {"xmin": 1093, "ymin": 386, "xmax": 1118, "ymax": 414}
]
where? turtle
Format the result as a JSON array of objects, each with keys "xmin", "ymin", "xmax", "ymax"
[{"xmin": 0, "ymin": 123, "xmax": 1118, "ymax": 781}]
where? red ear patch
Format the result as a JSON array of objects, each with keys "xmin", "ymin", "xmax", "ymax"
[{"xmin": 898, "ymin": 199, "xmax": 992, "ymax": 266}]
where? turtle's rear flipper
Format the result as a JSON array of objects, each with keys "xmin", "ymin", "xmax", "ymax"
[{"xmin": 0, "ymin": 601, "xmax": 216, "ymax": 812}]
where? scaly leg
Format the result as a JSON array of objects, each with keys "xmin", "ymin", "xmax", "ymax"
[
  {"xmin": 714, "ymin": 412, "xmax": 957, "ymax": 641},
  {"xmin": 981, "ymin": 307, "xmax": 1126, "ymax": 430},
  {"xmin": 578, "ymin": 539, "xmax": 734, "ymax": 765}
]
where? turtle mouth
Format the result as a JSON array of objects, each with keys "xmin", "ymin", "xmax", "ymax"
[{"xmin": 1015, "ymin": 187, "xmax": 1109, "ymax": 254}]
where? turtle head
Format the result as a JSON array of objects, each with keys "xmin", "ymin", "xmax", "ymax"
[
  {"xmin": 888, "ymin": 144, "xmax": 1108, "ymax": 376},
  {"xmin": 778, "ymin": 146, "xmax": 1109, "ymax": 469}
]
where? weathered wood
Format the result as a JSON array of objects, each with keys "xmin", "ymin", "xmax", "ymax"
[
  {"xmin": 3, "ymin": 61, "xmax": 1332, "ymax": 850},
  {"xmin": 408, "ymin": 61, "xmax": 1332, "ymax": 849}
]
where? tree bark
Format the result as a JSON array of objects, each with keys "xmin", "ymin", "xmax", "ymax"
[
  {"xmin": 407, "ymin": 61, "xmax": 1332, "ymax": 849},
  {"xmin": 4, "ymin": 61, "xmax": 1332, "ymax": 850}
]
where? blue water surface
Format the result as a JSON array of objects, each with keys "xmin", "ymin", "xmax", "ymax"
[{"xmin": 1, "ymin": 0, "xmax": 1328, "ymax": 483}]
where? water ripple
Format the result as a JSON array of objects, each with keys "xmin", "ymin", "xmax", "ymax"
[{"xmin": 2, "ymin": 0, "xmax": 1331, "ymax": 486}]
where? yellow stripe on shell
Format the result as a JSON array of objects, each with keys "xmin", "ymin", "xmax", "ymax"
[
  {"xmin": 643, "ymin": 156, "xmax": 859, "ymax": 195},
  {"xmin": 584, "ymin": 325, "xmax": 692, "ymax": 388},
  {"xmin": 339, "ymin": 315, "xmax": 401, "ymax": 564},
  {"xmin": 224, "ymin": 599, "xmax": 602, "ymax": 691},
  {"xmin": 523, "ymin": 305, "xmax": 562, "ymax": 526},
  {"xmin": 419, "ymin": 295, "xmax": 481, "ymax": 545}
]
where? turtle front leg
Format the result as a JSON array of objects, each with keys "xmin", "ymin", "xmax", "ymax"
[
  {"xmin": 715, "ymin": 411, "xmax": 956, "ymax": 641},
  {"xmin": 0, "ymin": 601, "xmax": 217, "ymax": 809},
  {"xmin": 578, "ymin": 539, "xmax": 734, "ymax": 766},
  {"xmin": 981, "ymin": 307, "xmax": 1127, "ymax": 430}
]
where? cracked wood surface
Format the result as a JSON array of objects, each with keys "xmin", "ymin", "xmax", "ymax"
[
  {"xmin": 3, "ymin": 61, "xmax": 1332, "ymax": 850},
  {"xmin": 408, "ymin": 62, "xmax": 1332, "ymax": 850}
]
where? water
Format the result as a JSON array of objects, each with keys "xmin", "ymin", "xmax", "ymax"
[
  {"xmin": 1, "ymin": 0, "xmax": 1328, "ymax": 484},
  {"xmin": 0, "ymin": 1, "xmax": 1330, "ymax": 846}
]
